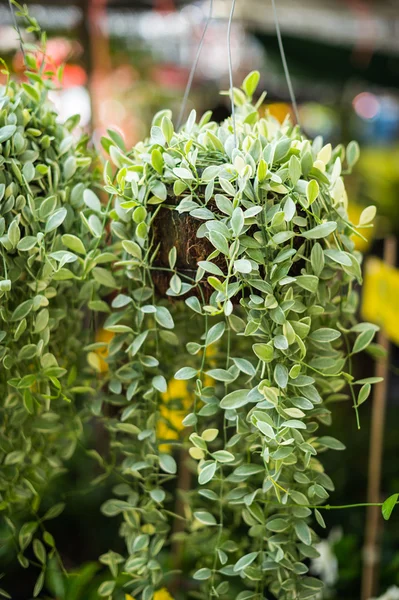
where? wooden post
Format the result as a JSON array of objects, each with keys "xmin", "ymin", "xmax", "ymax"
[
  {"xmin": 83, "ymin": 0, "xmax": 111, "ymax": 130},
  {"xmin": 361, "ymin": 237, "xmax": 396, "ymax": 600}
]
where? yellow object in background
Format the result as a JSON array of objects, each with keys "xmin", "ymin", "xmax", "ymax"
[
  {"xmin": 88, "ymin": 328, "xmax": 115, "ymax": 373},
  {"xmin": 158, "ymin": 379, "xmax": 193, "ymax": 450},
  {"xmin": 362, "ymin": 257, "xmax": 399, "ymax": 345},
  {"xmin": 266, "ymin": 102, "xmax": 292, "ymax": 123},
  {"xmin": 126, "ymin": 589, "xmax": 174, "ymax": 600},
  {"xmin": 157, "ymin": 344, "xmax": 218, "ymax": 450}
]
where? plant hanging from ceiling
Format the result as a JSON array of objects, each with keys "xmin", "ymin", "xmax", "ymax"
[
  {"xmin": 1, "ymin": 4, "xmax": 396, "ymax": 599},
  {"xmin": 91, "ymin": 71, "xmax": 384, "ymax": 600}
]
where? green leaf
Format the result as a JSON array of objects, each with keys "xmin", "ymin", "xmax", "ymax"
[
  {"xmin": 233, "ymin": 357, "xmax": 256, "ymax": 376},
  {"xmin": 309, "ymin": 328, "xmax": 341, "ymax": 343},
  {"xmin": 193, "ymin": 568, "xmax": 212, "ymax": 580},
  {"xmin": 107, "ymin": 128, "xmax": 126, "ymax": 150},
  {"xmin": 45, "ymin": 208, "xmax": 67, "ymax": 233},
  {"xmin": 153, "ymin": 375, "xmax": 167, "ymax": 393},
  {"xmin": 122, "ymin": 239, "xmax": 142, "ymax": 259},
  {"xmin": 253, "ymin": 343, "xmax": 273, "ymax": 362},
  {"xmin": 283, "ymin": 196, "xmax": 296, "ymax": 221},
  {"xmin": 357, "ymin": 383, "xmax": 371, "ymax": 406},
  {"xmin": 356, "ymin": 377, "xmax": 383, "ymax": 385},
  {"xmin": 314, "ymin": 509, "xmax": 326, "ymax": 528},
  {"xmin": 33, "ymin": 571, "xmax": 45, "ymax": 598},
  {"xmin": 302, "ymin": 222, "xmax": 337, "ymax": 239},
  {"xmin": 234, "ymin": 552, "xmax": 259, "ymax": 572},
  {"xmin": 359, "ymin": 205, "xmax": 376, "ymax": 226},
  {"xmin": 220, "ymin": 389, "xmax": 249, "ymax": 410},
  {"xmin": 35, "ymin": 308, "xmax": 49, "ymax": 333},
  {"xmin": 186, "ymin": 296, "xmax": 202, "ymax": 314},
  {"xmin": 11, "ymin": 300, "xmax": 33, "ymax": 321},
  {"xmin": 22, "ymin": 82, "xmax": 41, "ymax": 103},
  {"xmin": 382, "ymin": 493, "xmax": 399, "ymax": 521},
  {"xmin": 274, "ymin": 335, "xmax": 288, "ymax": 350},
  {"xmin": 151, "ymin": 148, "xmax": 164, "ymax": 174},
  {"xmin": 0, "ymin": 124, "xmax": 16, "ymax": 143},
  {"xmin": 62, "ymin": 234, "xmax": 86, "ymax": 254},
  {"xmin": 296, "ymin": 275, "xmax": 319, "ymax": 293},
  {"xmin": 43, "ymin": 503, "xmax": 65, "ymax": 520},
  {"xmin": 161, "ymin": 116, "xmax": 174, "ymax": 143},
  {"xmin": 33, "ymin": 539, "xmax": 46, "ymax": 564},
  {"xmin": 282, "ymin": 419, "xmax": 306, "ymax": 430},
  {"xmin": 173, "ymin": 167, "xmax": 194, "ymax": 180},
  {"xmin": 242, "ymin": 70, "xmax": 260, "ymax": 97},
  {"xmin": 353, "ymin": 329, "xmax": 375, "ymax": 354},
  {"xmin": 272, "ymin": 231, "xmax": 295, "ymax": 244},
  {"xmin": 98, "ymin": 581, "xmax": 116, "ymax": 597},
  {"xmin": 93, "ymin": 267, "xmax": 117, "ymax": 288},
  {"xmin": 206, "ymin": 368, "xmax": 235, "ymax": 382},
  {"xmin": 101, "ymin": 499, "xmax": 131, "ymax": 516},
  {"xmin": 231, "ymin": 207, "xmax": 244, "ymax": 237},
  {"xmin": 212, "ymin": 450, "xmax": 235, "ymax": 463},
  {"xmin": 288, "ymin": 156, "xmax": 301, "ymax": 186},
  {"xmin": 83, "ymin": 189, "xmax": 102, "ymax": 212},
  {"xmin": 17, "ymin": 236, "xmax": 37, "ymax": 251},
  {"xmin": 325, "ymin": 249, "xmax": 351, "ymax": 268},
  {"xmin": 306, "ymin": 179, "xmax": 319, "ymax": 205},
  {"xmin": 198, "ymin": 261, "xmax": 224, "ymax": 276},
  {"xmin": 274, "ymin": 363, "xmax": 288, "ymax": 388},
  {"xmin": 174, "ymin": 367, "xmax": 197, "ymax": 380},
  {"xmin": 198, "ymin": 461, "xmax": 217, "ymax": 485},
  {"xmin": 155, "ymin": 306, "xmax": 174, "ymax": 329},
  {"xmin": 202, "ymin": 166, "xmax": 220, "ymax": 182},
  {"xmin": 63, "ymin": 156, "xmax": 77, "ymax": 180},
  {"xmin": 234, "ymin": 259, "xmax": 252, "ymax": 274},
  {"xmin": 347, "ymin": 140, "xmax": 360, "ymax": 168},
  {"xmin": 206, "ymin": 322, "xmax": 225, "ymax": 346},
  {"xmin": 266, "ymin": 518, "xmax": 289, "ymax": 532},
  {"xmin": 194, "ymin": 511, "xmax": 217, "ymax": 525},
  {"xmin": 159, "ymin": 453, "xmax": 177, "ymax": 474},
  {"xmin": 150, "ymin": 489, "xmax": 166, "ymax": 503},
  {"xmin": 19, "ymin": 521, "xmax": 37, "ymax": 551},
  {"xmin": 318, "ymin": 436, "xmax": 345, "ymax": 450},
  {"xmin": 294, "ymin": 520, "xmax": 312, "ymax": 546},
  {"xmin": 209, "ymin": 231, "xmax": 229, "ymax": 255}
]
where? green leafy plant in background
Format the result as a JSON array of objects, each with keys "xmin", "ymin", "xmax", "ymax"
[
  {"xmin": 94, "ymin": 71, "xmax": 389, "ymax": 600},
  {"xmin": 0, "ymin": 4, "xmax": 103, "ymax": 596}
]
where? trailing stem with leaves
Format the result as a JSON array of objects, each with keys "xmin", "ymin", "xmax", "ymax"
[
  {"xmin": 94, "ymin": 71, "xmax": 390, "ymax": 600},
  {"xmin": 0, "ymin": 4, "xmax": 103, "ymax": 596}
]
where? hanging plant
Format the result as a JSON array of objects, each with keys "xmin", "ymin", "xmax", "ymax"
[
  {"xmin": 2, "ymin": 5, "xmax": 396, "ymax": 597},
  {"xmin": 0, "ymin": 5, "xmax": 102, "ymax": 590},
  {"xmin": 94, "ymin": 71, "xmax": 383, "ymax": 600}
]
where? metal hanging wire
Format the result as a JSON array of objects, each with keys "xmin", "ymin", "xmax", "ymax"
[
  {"xmin": 177, "ymin": 0, "xmax": 214, "ymax": 129},
  {"xmin": 270, "ymin": 0, "xmax": 300, "ymax": 126},
  {"xmin": 178, "ymin": 0, "xmax": 298, "ymax": 142}
]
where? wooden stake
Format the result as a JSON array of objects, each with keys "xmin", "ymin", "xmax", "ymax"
[{"xmin": 361, "ymin": 237, "xmax": 396, "ymax": 600}]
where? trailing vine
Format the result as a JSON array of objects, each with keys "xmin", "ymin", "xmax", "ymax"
[
  {"xmin": 0, "ymin": 5, "xmax": 100, "ymax": 594},
  {"xmin": 97, "ymin": 72, "xmax": 383, "ymax": 600}
]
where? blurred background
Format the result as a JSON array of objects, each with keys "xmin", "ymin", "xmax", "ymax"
[{"xmin": 0, "ymin": 0, "xmax": 399, "ymax": 599}]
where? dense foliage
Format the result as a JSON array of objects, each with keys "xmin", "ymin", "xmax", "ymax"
[
  {"xmin": 92, "ymin": 71, "xmax": 380, "ymax": 600},
  {"xmin": 0, "ymin": 10, "xmax": 101, "ymax": 595},
  {"xmin": 1, "ymin": 8, "xmax": 391, "ymax": 598}
]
